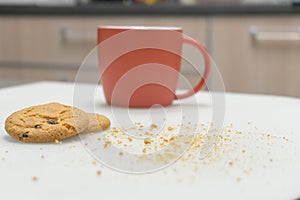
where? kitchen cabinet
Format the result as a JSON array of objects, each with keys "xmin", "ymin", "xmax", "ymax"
[
  {"xmin": 1, "ymin": 14, "xmax": 300, "ymax": 98},
  {"xmin": 211, "ymin": 16, "xmax": 300, "ymax": 97},
  {"xmin": 0, "ymin": 16, "xmax": 206, "ymax": 88}
]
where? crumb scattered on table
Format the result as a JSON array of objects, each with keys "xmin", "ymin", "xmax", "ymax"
[
  {"xmin": 96, "ymin": 170, "xmax": 102, "ymax": 176},
  {"xmin": 32, "ymin": 176, "xmax": 39, "ymax": 182}
]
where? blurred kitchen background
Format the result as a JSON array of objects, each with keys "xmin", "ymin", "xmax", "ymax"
[{"xmin": 0, "ymin": 0, "xmax": 299, "ymax": 97}]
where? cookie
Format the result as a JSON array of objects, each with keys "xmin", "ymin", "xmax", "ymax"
[
  {"xmin": 83, "ymin": 113, "xmax": 111, "ymax": 134},
  {"xmin": 5, "ymin": 102, "xmax": 89, "ymax": 143}
]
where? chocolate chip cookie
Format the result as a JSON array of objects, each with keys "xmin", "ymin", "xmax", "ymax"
[{"xmin": 5, "ymin": 102, "xmax": 89, "ymax": 143}]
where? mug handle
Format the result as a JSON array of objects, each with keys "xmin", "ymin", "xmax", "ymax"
[{"xmin": 175, "ymin": 37, "xmax": 211, "ymax": 100}]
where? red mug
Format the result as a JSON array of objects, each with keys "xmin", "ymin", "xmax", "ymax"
[{"xmin": 97, "ymin": 26, "xmax": 210, "ymax": 108}]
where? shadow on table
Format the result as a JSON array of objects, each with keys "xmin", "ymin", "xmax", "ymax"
[{"xmin": 2, "ymin": 134, "xmax": 81, "ymax": 145}]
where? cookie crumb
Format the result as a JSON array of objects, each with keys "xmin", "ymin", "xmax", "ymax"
[
  {"xmin": 144, "ymin": 138, "xmax": 151, "ymax": 145},
  {"xmin": 119, "ymin": 151, "xmax": 124, "ymax": 156},
  {"xmin": 111, "ymin": 127, "xmax": 119, "ymax": 133},
  {"xmin": 32, "ymin": 176, "xmax": 39, "ymax": 182},
  {"xmin": 150, "ymin": 124, "xmax": 158, "ymax": 130},
  {"xmin": 169, "ymin": 135, "xmax": 176, "ymax": 143},
  {"xmin": 96, "ymin": 170, "xmax": 102, "ymax": 176},
  {"xmin": 138, "ymin": 125, "xmax": 144, "ymax": 130},
  {"xmin": 167, "ymin": 127, "xmax": 174, "ymax": 131},
  {"xmin": 228, "ymin": 161, "xmax": 233, "ymax": 166},
  {"xmin": 142, "ymin": 148, "xmax": 147, "ymax": 154},
  {"xmin": 104, "ymin": 141, "xmax": 112, "ymax": 148},
  {"xmin": 41, "ymin": 155, "xmax": 45, "ymax": 159}
]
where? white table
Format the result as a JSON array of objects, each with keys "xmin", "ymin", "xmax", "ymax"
[{"xmin": 0, "ymin": 81, "xmax": 299, "ymax": 200}]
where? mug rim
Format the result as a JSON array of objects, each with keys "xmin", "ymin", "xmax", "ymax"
[{"xmin": 98, "ymin": 25, "xmax": 182, "ymax": 30}]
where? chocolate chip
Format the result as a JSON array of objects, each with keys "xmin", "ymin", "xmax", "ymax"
[
  {"xmin": 22, "ymin": 133, "xmax": 29, "ymax": 138},
  {"xmin": 34, "ymin": 125, "xmax": 42, "ymax": 129},
  {"xmin": 47, "ymin": 119, "xmax": 59, "ymax": 125}
]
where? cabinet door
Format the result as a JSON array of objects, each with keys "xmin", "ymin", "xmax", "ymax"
[
  {"xmin": 0, "ymin": 17, "xmax": 21, "ymax": 62},
  {"xmin": 211, "ymin": 16, "xmax": 300, "ymax": 97}
]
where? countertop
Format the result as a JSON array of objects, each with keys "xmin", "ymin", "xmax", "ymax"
[
  {"xmin": 0, "ymin": 2, "xmax": 300, "ymax": 16},
  {"xmin": 0, "ymin": 81, "xmax": 300, "ymax": 200}
]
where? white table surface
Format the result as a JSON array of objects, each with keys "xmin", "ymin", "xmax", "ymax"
[{"xmin": 0, "ymin": 81, "xmax": 299, "ymax": 200}]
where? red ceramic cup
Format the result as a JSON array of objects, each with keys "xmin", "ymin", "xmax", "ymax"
[{"xmin": 97, "ymin": 26, "xmax": 210, "ymax": 108}]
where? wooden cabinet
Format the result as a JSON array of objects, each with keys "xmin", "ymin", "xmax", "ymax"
[
  {"xmin": 1, "ymin": 15, "xmax": 300, "ymax": 98},
  {"xmin": 0, "ymin": 16, "xmax": 206, "ymax": 87},
  {"xmin": 211, "ymin": 16, "xmax": 300, "ymax": 97}
]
